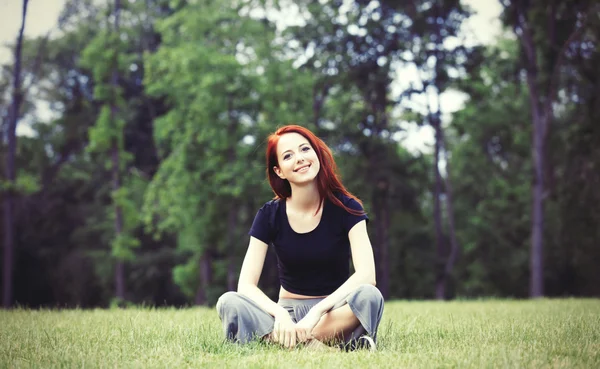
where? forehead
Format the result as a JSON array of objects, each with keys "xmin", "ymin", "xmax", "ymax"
[{"xmin": 276, "ymin": 132, "xmax": 310, "ymax": 154}]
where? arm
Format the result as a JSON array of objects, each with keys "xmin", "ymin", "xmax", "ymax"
[
  {"xmin": 308, "ymin": 219, "xmax": 376, "ymax": 316},
  {"xmin": 237, "ymin": 236, "xmax": 288, "ymax": 318},
  {"xmin": 294, "ymin": 220, "xmax": 376, "ymax": 342},
  {"xmin": 238, "ymin": 236, "xmax": 298, "ymax": 348}
]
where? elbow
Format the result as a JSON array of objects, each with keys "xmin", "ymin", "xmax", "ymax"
[
  {"xmin": 367, "ymin": 270, "xmax": 377, "ymax": 286},
  {"xmin": 357, "ymin": 271, "xmax": 376, "ymax": 286},
  {"xmin": 368, "ymin": 276, "xmax": 377, "ymax": 286},
  {"xmin": 237, "ymin": 282, "xmax": 255, "ymax": 296}
]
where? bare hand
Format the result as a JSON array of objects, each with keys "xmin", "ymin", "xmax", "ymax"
[
  {"xmin": 295, "ymin": 309, "xmax": 322, "ymax": 343},
  {"xmin": 272, "ymin": 312, "xmax": 297, "ymax": 349}
]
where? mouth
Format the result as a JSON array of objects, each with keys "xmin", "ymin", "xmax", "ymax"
[{"xmin": 294, "ymin": 164, "xmax": 311, "ymax": 172}]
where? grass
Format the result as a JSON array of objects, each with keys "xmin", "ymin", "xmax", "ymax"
[{"xmin": 1, "ymin": 299, "xmax": 599, "ymax": 368}]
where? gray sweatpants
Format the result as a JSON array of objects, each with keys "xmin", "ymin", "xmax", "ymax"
[{"xmin": 216, "ymin": 284, "xmax": 384, "ymax": 349}]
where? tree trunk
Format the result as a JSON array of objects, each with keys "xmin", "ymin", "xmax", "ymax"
[
  {"xmin": 227, "ymin": 255, "xmax": 237, "ymax": 292},
  {"xmin": 226, "ymin": 98, "xmax": 239, "ymax": 292},
  {"xmin": 227, "ymin": 205, "xmax": 238, "ymax": 291},
  {"xmin": 378, "ymin": 189, "xmax": 390, "ymax": 299},
  {"xmin": 429, "ymin": 4, "xmax": 457, "ymax": 300},
  {"xmin": 373, "ymin": 180, "xmax": 390, "ymax": 299},
  {"xmin": 518, "ymin": 9, "xmax": 546, "ymax": 297},
  {"xmin": 112, "ymin": 0, "xmax": 125, "ymax": 301},
  {"xmin": 442, "ymin": 152, "xmax": 460, "ymax": 286},
  {"xmin": 435, "ymin": 95, "xmax": 461, "ymax": 299},
  {"xmin": 441, "ymin": 129, "xmax": 460, "ymax": 297},
  {"xmin": 113, "ymin": 142, "xmax": 125, "ymax": 300},
  {"xmin": 525, "ymin": 44, "xmax": 546, "ymax": 299},
  {"xmin": 432, "ymin": 112, "xmax": 461, "ymax": 299},
  {"xmin": 369, "ymin": 145, "xmax": 390, "ymax": 299},
  {"xmin": 3, "ymin": 0, "xmax": 29, "ymax": 309},
  {"xmin": 521, "ymin": 2, "xmax": 591, "ymax": 298},
  {"xmin": 432, "ymin": 117, "xmax": 446, "ymax": 300},
  {"xmin": 312, "ymin": 83, "xmax": 330, "ymax": 128},
  {"xmin": 195, "ymin": 251, "xmax": 212, "ymax": 305},
  {"xmin": 530, "ymin": 108, "xmax": 546, "ymax": 298}
]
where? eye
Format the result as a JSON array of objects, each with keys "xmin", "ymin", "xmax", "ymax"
[
  {"xmin": 301, "ymin": 146, "xmax": 310, "ymax": 152},
  {"xmin": 283, "ymin": 153, "xmax": 291, "ymax": 160}
]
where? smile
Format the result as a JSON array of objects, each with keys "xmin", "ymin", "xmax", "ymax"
[{"xmin": 294, "ymin": 164, "xmax": 311, "ymax": 172}]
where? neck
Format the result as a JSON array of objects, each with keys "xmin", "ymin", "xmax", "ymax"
[{"xmin": 288, "ymin": 181, "xmax": 321, "ymax": 212}]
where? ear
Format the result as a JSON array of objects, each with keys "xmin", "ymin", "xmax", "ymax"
[{"xmin": 273, "ymin": 166, "xmax": 286, "ymax": 179}]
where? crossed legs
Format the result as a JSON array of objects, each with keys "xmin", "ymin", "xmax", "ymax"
[
  {"xmin": 311, "ymin": 304, "xmax": 360, "ymax": 342},
  {"xmin": 216, "ymin": 284, "xmax": 384, "ymax": 348}
]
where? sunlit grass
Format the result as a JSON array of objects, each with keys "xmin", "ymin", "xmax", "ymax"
[{"xmin": 1, "ymin": 299, "xmax": 599, "ymax": 368}]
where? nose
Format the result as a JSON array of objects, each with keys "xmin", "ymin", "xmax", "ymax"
[{"xmin": 297, "ymin": 153, "xmax": 305, "ymax": 163}]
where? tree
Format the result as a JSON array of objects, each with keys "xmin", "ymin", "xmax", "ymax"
[
  {"xmin": 402, "ymin": 0, "xmax": 472, "ymax": 299},
  {"xmin": 111, "ymin": 0, "xmax": 126, "ymax": 301},
  {"xmin": 450, "ymin": 39, "xmax": 533, "ymax": 297},
  {"xmin": 143, "ymin": 0, "xmax": 315, "ymax": 305},
  {"xmin": 500, "ymin": 0, "xmax": 597, "ymax": 297},
  {"xmin": 4, "ymin": 0, "xmax": 183, "ymax": 307},
  {"xmin": 80, "ymin": 0, "xmax": 142, "ymax": 303},
  {"xmin": 3, "ymin": 0, "xmax": 29, "ymax": 308},
  {"xmin": 288, "ymin": 0, "xmax": 472, "ymax": 299}
]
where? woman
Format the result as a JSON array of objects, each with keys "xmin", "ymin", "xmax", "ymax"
[{"xmin": 216, "ymin": 125, "xmax": 384, "ymax": 351}]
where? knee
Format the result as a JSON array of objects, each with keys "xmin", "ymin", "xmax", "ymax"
[
  {"xmin": 216, "ymin": 291, "xmax": 243, "ymax": 316},
  {"xmin": 349, "ymin": 284, "xmax": 384, "ymax": 307}
]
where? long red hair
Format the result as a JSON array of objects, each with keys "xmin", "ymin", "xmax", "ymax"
[{"xmin": 265, "ymin": 125, "xmax": 365, "ymax": 216}]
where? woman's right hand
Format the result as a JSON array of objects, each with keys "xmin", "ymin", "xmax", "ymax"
[{"xmin": 272, "ymin": 310, "xmax": 297, "ymax": 349}]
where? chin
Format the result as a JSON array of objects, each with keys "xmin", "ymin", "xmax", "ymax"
[
  {"xmin": 299, "ymin": 171, "xmax": 319, "ymax": 184},
  {"xmin": 291, "ymin": 168, "xmax": 319, "ymax": 185}
]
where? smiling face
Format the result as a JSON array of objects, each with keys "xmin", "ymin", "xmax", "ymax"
[{"xmin": 273, "ymin": 132, "xmax": 320, "ymax": 185}]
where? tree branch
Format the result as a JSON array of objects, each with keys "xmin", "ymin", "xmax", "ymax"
[
  {"xmin": 22, "ymin": 31, "xmax": 52, "ymax": 93},
  {"xmin": 543, "ymin": 6, "xmax": 596, "ymax": 139},
  {"xmin": 518, "ymin": 11, "xmax": 537, "ymax": 72}
]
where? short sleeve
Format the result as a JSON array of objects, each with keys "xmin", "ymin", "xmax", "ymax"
[
  {"xmin": 343, "ymin": 197, "xmax": 369, "ymax": 233},
  {"xmin": 248, "ymin": 202, "xmax": 273, "ymax": 244}
]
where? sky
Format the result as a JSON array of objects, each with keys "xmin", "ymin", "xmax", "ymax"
[
  {"xmin": 0, "ymin": 0, "xmax": 67, "ymax": 63},
  {"xmin": 0, "ymin": 0, "xmax": 504, "ymax": 149}
]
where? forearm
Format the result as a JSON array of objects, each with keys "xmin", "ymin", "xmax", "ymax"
[
  {"xmin": 238, "ymin": 283, "xmax": 287, "ymax": 318},
  {"xmin": 310, "ymin": 272, "xmax": 376, "ymax": 316}
]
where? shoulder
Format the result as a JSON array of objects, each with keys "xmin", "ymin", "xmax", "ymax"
[
  {"xmin": 249, "ymin": 198, "xmax": 282, "ymax": 242},
  {"xmin": 260, "ymin": 198, "xmax": 281, "ymax": 211},
  {"xmin": 256, "ymin": 198, "xmax": 282, "ymax": 219},
  {"xmin": 332, "ymin": 192, "xmax": 365, "ymax": 212}
]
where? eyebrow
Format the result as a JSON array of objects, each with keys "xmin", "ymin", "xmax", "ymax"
[{"xmin": 281, "ymin": 142, "xmax": 310, "ymax": 156}]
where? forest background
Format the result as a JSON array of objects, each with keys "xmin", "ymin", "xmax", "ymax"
[{"xmin": 1, "ymin": 0, "xmax": 598, "ymax": 309}]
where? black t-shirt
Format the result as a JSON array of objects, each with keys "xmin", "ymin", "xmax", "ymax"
[{"xmin": 248, "ymin": 192, "xmax": 368, "ymax": 296}]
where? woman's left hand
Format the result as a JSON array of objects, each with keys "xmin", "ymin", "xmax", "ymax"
[{"xmin": 295, "ymin": 310, "xmax": 322, "ymax": 343}]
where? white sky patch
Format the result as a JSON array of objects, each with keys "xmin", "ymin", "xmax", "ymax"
[
  {"xmin": 1, "ymin": 0, "xmax": 66, "ymax": 137},
  {"xmin": 461, "ymin": 0, "xmax": 504, "ymax": 46},
  {"xmin": 0, "ymin": 0, "xmax": 66, "ymax": 63},
  {"xmin": 393, "ymin": 0, "xmax": 503, "ymax": 154}
]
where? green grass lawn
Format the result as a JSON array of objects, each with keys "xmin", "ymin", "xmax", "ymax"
[{"xmin": 1, "ymin": 299, "xmax": 599, "ymax": 368}]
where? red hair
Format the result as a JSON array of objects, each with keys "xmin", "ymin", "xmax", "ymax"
[{"xmin": 265, "ymin": 125, "xmax": 365, "ymax": 216}]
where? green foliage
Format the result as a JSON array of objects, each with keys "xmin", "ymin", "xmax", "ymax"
[
  {"xmin": 78, "ymin": 1, "xmax": 144, "ymax": 276},
  {"xmin": 0, "ymin": 172, "xmax": 39, "ymax": 194},
  {"xmin": 111, "ymin": 233, "xmax": 140, "ymax": 260},
  {"xmin": 113, "ymin": 175, "xmax": 148, "ymax": 234},
  {"xmin": 172, "ymin": 256, "xmax": 199, "ymax": 298},
  {"xmin": 142, "ymin": 0, "xmax": 315, "ymax": 302},
  {"xmin": 86, "ymin": 106, "xmax": 113, "ymax": 151},
  {"xmin": 449, "ymin": 40, "xmax": 533, "ymax": 297}
]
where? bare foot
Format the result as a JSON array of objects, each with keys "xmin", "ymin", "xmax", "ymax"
[{"xmin": 303, "ymin": 339, "xmax": 338, "ymax": 352}]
